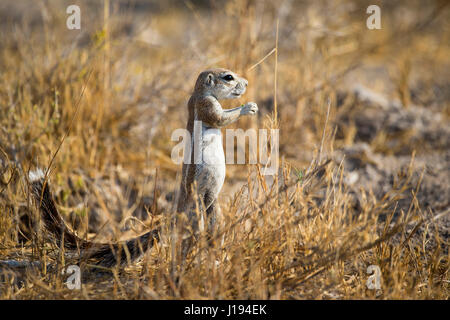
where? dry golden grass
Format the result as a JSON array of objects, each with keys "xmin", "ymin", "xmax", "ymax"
[{"xmin": 0, "ymin": 0, "xmax": 449, "ymax": 299}]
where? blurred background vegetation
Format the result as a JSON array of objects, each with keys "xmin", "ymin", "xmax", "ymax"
[{"xmin": 0, "ymin": 0, "xmax": 448, "ymax": 299}]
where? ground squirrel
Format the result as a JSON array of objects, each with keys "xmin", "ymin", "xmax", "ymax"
[
  {"xmin": 177, "ymin": 68, "xmax": 258, "ymax": 232},
  {"xmin": 29, "ymin": 68, "xmax": 257, "ymax": 267}
]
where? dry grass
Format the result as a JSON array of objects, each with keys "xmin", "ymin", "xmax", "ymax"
[{"xmin": 0, "ymin": 0, "xmax": 449, "ymax": 299}]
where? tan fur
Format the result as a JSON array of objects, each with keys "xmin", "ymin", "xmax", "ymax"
[{"xmin": 177, "ymin": 68, "xmax": 258, "ymax": 235}]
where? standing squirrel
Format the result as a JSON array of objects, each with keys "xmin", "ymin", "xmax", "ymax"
[
  {"xmin": 177, "ymin": 68, "xmax": 258, "ymax": 233},
  {"xmin": 29, "ymin": 68, "xmax": 257, "ymax": 267}
]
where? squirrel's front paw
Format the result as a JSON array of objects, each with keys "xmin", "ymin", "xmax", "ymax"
[{"xmin": 243, "ymin": 102, "xmax": 258, "ymax": 115}]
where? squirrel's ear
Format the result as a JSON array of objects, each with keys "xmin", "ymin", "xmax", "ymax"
[{"xmin": 206, "ymin": 73, "xmax": 215, "ymax": 87}]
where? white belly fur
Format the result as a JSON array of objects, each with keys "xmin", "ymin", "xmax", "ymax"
[{"xmin": 195, "ymin": 126, "xmax": 225, "ymax": 198}]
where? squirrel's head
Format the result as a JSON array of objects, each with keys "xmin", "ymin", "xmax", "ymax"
[{"xmin": 194, "ymin": 68, "xmax": 248, "ymax": 100}]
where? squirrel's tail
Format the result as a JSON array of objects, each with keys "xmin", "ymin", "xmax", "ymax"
[{"xmin": 28, "ymin": 169, "xmax": 159, "ymax": 267}]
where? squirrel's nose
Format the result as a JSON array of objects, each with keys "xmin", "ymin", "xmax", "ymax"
[{"xmin": 243, "ymin": 79, "xmax": 248, "ymax": 87}]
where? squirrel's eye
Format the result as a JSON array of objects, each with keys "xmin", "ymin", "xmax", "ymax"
[{"xmin": 222, "ymin": 75, "xmax": 234, "ymax": 81}]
